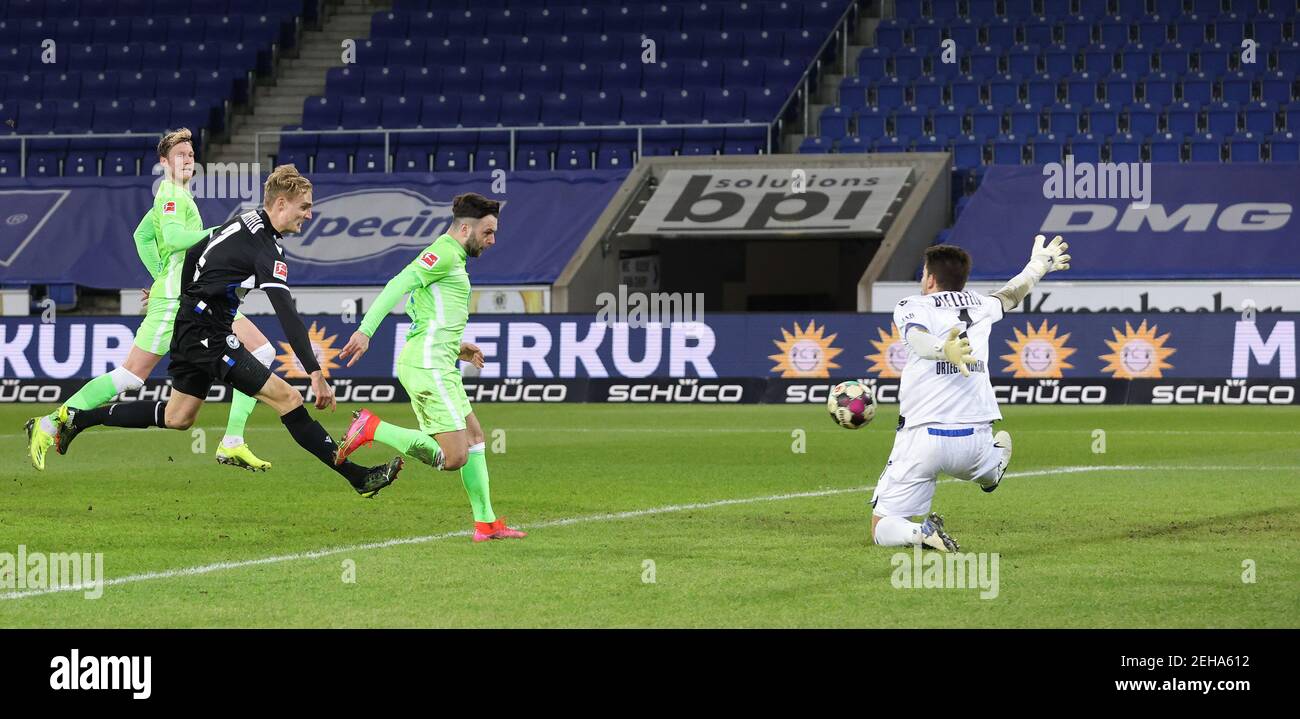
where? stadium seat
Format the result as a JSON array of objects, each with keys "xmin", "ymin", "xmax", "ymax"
[
  {"xmin": 1149, "ymin": 132, "xmax": 1184, "ymax": 162},
  {"xmin": 1189, "ymin": 133, "xmax": 1223, "ymax": 162}
]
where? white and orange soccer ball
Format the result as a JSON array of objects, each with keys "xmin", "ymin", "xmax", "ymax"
[{"xmin": 827, "ymin": 380, "xmax": 876, "ymax": 429}]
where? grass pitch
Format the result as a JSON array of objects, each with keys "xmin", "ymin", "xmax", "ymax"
[{"xmin": 1, "ymin": 402, "xmax": 1297, "ymax": 628}]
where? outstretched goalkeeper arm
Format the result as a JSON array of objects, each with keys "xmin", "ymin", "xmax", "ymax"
[{"xmin": 990, "ymin": 234, "xmax": 1071, "ymax": 312}]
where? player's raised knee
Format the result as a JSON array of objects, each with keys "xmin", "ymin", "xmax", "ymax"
[{"xmin": 442, "ymin": 450, "xmax": 468, "ymax": 471}]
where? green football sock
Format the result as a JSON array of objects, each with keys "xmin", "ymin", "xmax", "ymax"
[
  {"xmin": 460, "ymin": 445, "xmax": 495, "ymax": 524},
  {"xmin": 224, "ymin": 390, "xmax": 258, "ymax": 442},
  {"xmin": 374, "ymin": 421, "xmax": 443, "ymax": 468},
  {"xmin": 53, "ymin": 373, "xmax": 120, "ymax": 419}
]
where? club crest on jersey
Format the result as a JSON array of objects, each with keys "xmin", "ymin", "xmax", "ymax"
[
  {"xmin": 162, "ymin": 201, "xmax": 176, "ymax": 215},
  {"xmin": 419, "ymin": 252, "xmax": 439, "ymax": 269},
  {"xmin": 273, "ymin": 261, "xmax": 288, "ymax": 281},
  {"xmin": 225, "ymin": 335, "xmax": 240, "ymax": 349}
]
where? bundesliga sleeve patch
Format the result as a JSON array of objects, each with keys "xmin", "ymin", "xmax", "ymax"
[
  {"xmin": 273, "ymin": 261, "xmax": 288, "ymax": 281},
  {"xmin": 419, "ymin": 252, "xmax": 439, "ymax": 269},
  {"xmin": 162, "ymin": 201, "xmax": 176, "ymax": 215}
]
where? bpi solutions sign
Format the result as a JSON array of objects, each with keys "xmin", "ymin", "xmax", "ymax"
[{"xmin": 629, "ymin": 168, "xmax": 910, "ymax": 237}]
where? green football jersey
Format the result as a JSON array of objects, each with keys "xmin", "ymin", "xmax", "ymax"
[
  {"xmin": 359, "ymin": 234, "xmax": 471, "ymax": 371},
  {"xmin": 148, "ymin": 180, "xmax": 205, "ymax": 301}
]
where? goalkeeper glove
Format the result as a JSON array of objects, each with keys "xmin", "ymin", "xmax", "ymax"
[
  {"xmin": 1028, "ymin": 234, "xmax": 1071, "ymax": 276},
  {"xmin": 942, "ymin": 327, "xmax": 976, "ymax": 377}
]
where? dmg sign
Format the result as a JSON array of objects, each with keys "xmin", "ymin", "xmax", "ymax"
[{"xmin": 628, "ymin": 168, "xmax": 911, "ymax": 237}]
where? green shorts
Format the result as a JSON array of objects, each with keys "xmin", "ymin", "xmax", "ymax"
[
  {"xmin": 133, "ymin": 296, "xmax": 247, "ymax": 355},
  {"xmin": 397, "ymin": 363, "xmax": 471, "ymax": 435}
]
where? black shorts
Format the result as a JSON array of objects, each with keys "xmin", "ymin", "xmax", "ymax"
[{"xmin": 167, "ymin": 317, "xmax": 273, "ymax": 399}]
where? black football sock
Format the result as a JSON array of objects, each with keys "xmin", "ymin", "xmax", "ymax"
[
  {"xmin": 74, "ymin": 401, "xmax": 168, "ymax": 430},
  {"xmin": 280, "ymin": 406, "xmax": 370, "ymax": 485}
]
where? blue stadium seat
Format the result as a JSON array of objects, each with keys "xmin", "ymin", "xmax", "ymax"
[
  {"xmin": 912, "ymin": 19, "xmax": 942, "ymax": 49},
  {"xmin": 932, "ymin": 105, "xmax": 964, "ymax": 138},
  {"xmin": 1010, "ymin": 104, "xmax": 1042, "ymax": 135},
  {"xmin": 1269, "ymin": 132, "xmax": 1299, "ymax": 161},
  {"xmin": 1150, "ymin": 132, "xmax": 1184, "ymax": 162},
  {"xmin": 1109, "ymin": 133, "xmax": 1142, "ymax": 162},
  {"xmin": 892, "ymin": 106, "xmax": 927, "ymax": 138},
  {"xmin": 1007, "ymin": 45, "xmax": 1039, "ymax": 76},
  {"xmin": 1070, "ymin": 133, "xmax": 1102, "ymax": 163},
  {"xmin": 1106, "ymin": 74, "xmax": 1136, "ymax": 105},
  {"xmin": 1189, "ymin": 133, "xmax": 1223, "ymax": 162},
  {"xmin": 837, "ymin": 136, "xmax": 869, "ymax": 154},
  {"xmin": 1083, "ymin": 45, "xmax": 1116, "ymax": 75},
  {"xmin": 1142, "ymin": 72, "xmax": 1175, "ymax": 105},
  {"xmin": 875, "ymin": 19, "xmax": 904, "ymax": 50},
  {"xmin": 949, "ymin": 75, "xmax": 982, "ymax": 107},
  {"xmin": 427, "ymin": 38, "xmax": 466, "ymax": 66},
  {"xmin": 1126, "ymin": 47, "xmax": 1159, "ymax": 79},
  {"xmin": 1067, "ymin": 74, "xmax": 1099, "ymax": 105},
  {"xmin": 1084, "ymin": 103, "xmax": 1119, "ymax": 135},
  {"xmin": 819, "ymin": 106, "xmax": 850, "ymax": 139},
  {"xmin": 1260, "ymin": 72, "xmax": 1293, "ymax": 104},
  {"xmin": 1206, "ymin": 102, "xmax": 1240, "ymax": 135},
  {"xmin": 950, "ymin": 134, "xmax": 985, "ymax": 168},
  {"xmin": 1244, "ymin": 101, "xmax": 1278, "ymax": 134},
  {"xmin": 1230, "ymin": 133, "xmax": 1262, "ymax": 161},
  {"xmin": 1026, "ymin": 74, "xmax": 1058, "ymax": 104},
  {"xmin": 992, "ymin": 135, "xmax": 1024, "ymax": 164},
  {"xmin": 799, "ymin": 136, "xmax": 830, "ymax": 153},
  {"xmin": 871, "ymin": 77, "xmax": 906, "ymax": 108},
  {"xmin": 1032, "ymin": 133, "xmax": 1064, "ymax": 163},
  {"xmin": 404, "ymin": 67, "xmax": 440, "ymax": 96},
  {"xmin": 381, "ymin": 96, "xmax": 419, "ymax": 129},
  {"xmin": 364, "ymin": 67, "xmax": 402, "ymax": 97},
  {"xmin": 970, "ymin": 105, "xmax": 1002, "ymax": 135},
  {"xmin": 1167, "ymin": 102, "xmax": 1201, "ymax": 134},
  {"xmin": 521, "ymin": 63, "xmax": 562, "ymax": 94},
  {"xmin": 892, "ymin": 47, "xmax": 925, "ymax": 79},
  {"xmin": 1180, "ymin": 73, "xmax": 1213, "ymax": 104},
  {"xmin": 1126, "ymin": 102, "xmax": 1160, "ymax": 136},
  {"xmin": 1098, "ymin": 19, "xmax": 1130, "ymax": 47},
  {"xmin": 984, "ymin": 18, "xmax": 1016, "ymax": 49},
  {"xmin": 912, "ymin": 77, "xmax": 944, "ymax": 107},
  {"xmin": 988, "ymin": 74, "xmax": 1020, "ymax": 105},
  {"xmin": 856, "ymin": 107, "xmax": 887, "ymax": 137},
  {"xmin": 1221, "ymin": 72, "xmax": 1254, "ymax": 104},
  {"xmin": 1048, "ymin": 104, "xmax": 1080, "ymax": 134}
]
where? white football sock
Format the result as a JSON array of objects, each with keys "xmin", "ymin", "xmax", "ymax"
[
  {"xmin": 109, "ymin": 366, "xmax": 145, "ymax": 393},
  {"xmin": 39, "ymin": 415, "xmax": 57, "ymax": 434},
  {"xmin": 222, "ymin": 436, "xmax": 245, "ymax": 449},
  {"xmin": 251, "ymin": 343, "xmax": 276, "ymax": 367},
  {"xmin": 873, "ymin": 516, "xmax": 923, "ymax": 546}
]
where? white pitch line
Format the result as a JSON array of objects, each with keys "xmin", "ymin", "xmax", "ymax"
[{"xmin": 5, "ymin": 463, "xmax": 1296, "ymax": 602}]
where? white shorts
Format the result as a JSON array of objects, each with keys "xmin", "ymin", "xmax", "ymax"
[{"xmin": 870, "ymin": 423, "xmax": 1003, "ymax": 518}]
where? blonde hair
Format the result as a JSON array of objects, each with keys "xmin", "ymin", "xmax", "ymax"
[
  {"xmin": 263, "ymin": 164, "xmax": 313, "ymax": 207},
  {"xmin": 156, "ymin": 128, "xmax": 193, "ymax": 159}
]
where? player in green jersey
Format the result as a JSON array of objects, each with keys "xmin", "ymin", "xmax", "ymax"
[
  {"xmin": 25, "ymin": 129, "xmax": 275, "ymax": 472},
  {"xmin": 333, "ymin": 193, "xmax": 526, "ymax": 542}
]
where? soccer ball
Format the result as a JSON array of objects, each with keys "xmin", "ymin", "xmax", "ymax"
[{"xmin": 827, "ymin": 380, "xmax": 876, "ymax": 429}]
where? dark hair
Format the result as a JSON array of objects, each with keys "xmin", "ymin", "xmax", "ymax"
[
  {"xmin": 923, "ymin": 244, "xmax": 972, "ymax": 291},
  {"xmin": 451, "ymin": 193, "xmax": 501, "ymax": 221}
]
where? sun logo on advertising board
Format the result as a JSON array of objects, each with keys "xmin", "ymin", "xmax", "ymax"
[
  {"xmin": 1099, "ymin": 320, "xmax": 1176, "ymax": 378},
  {"xmin": 1000, "ymin": 320, "xmax": 1077, "ymax": 378},
  {"xmin": 865, "ymin": 325, "xmax": 908, "ymax": 378},
  {"xmin": 275, "ymin": 323, "xmax": 343, "ymax": 378},
  {"xmin": 769, "ymin": 320, "xmax": 842, "ymax": 378}
]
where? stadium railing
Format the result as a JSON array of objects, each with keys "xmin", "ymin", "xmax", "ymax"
[{"xmin": 254, "ymin": 122, "xmax": 779, "ymax": 172}]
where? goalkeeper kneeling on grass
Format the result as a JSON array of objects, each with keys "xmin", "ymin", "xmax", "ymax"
[
  {"xmin": 334, "ymin": 192, "xmax": 525, "ymax": 543},
  {"xmin": 870, "ymin": 235, "xmax": 1071, "ymax": 552}
]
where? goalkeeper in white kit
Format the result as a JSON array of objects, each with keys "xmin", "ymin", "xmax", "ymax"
[{"xmin": 871, "ymin": 235, "xmax": 1071, "ymax": 552}]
